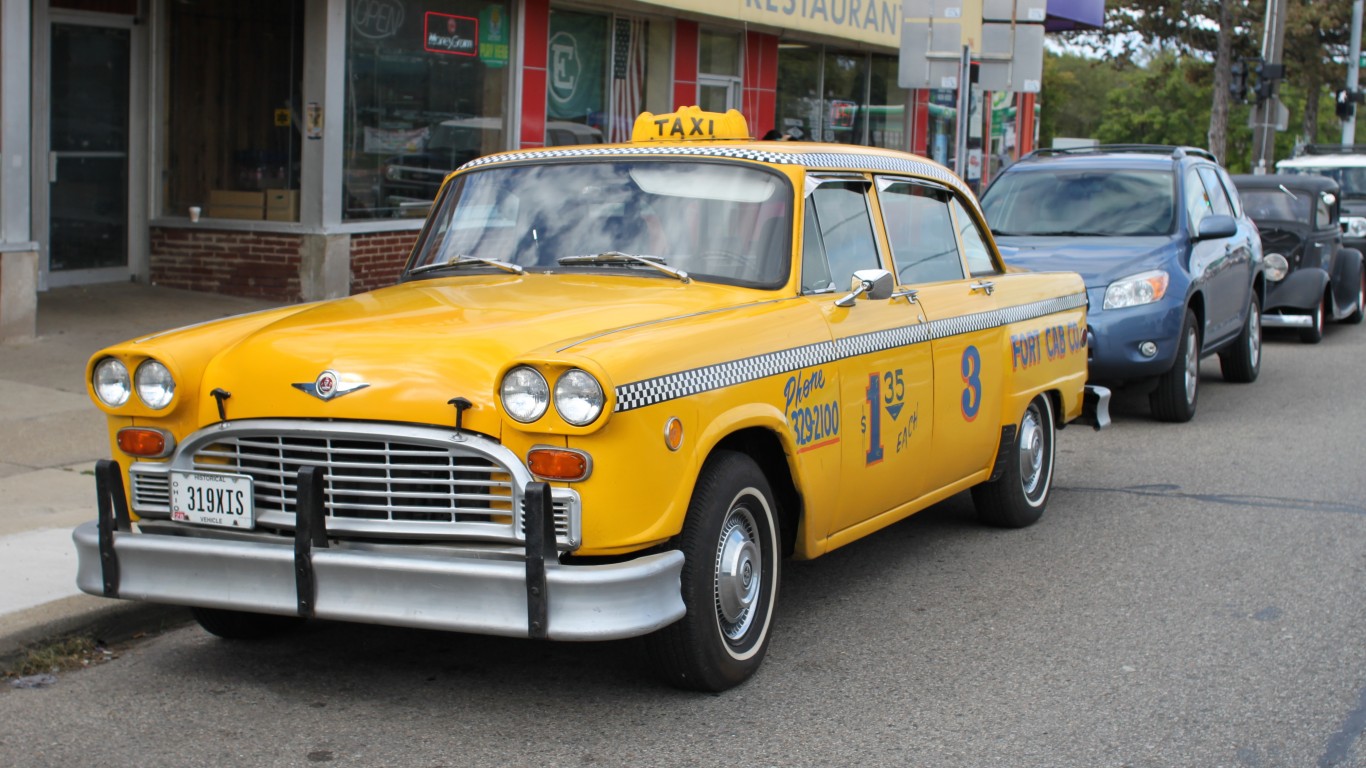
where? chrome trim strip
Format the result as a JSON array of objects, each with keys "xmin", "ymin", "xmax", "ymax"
[
  {"xmin": 1261, "ymin": 313, "xmax": 1314, "ymax": 328},
  {"xmin": 613, "ymin": 292, "xmax": 1088, "ymax": 412},
  {"xmin": 74, "ymin": 522, "xmax": 684, "ymax": 641}
]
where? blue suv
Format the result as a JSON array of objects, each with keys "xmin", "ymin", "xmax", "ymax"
[{"xmin": 981, "ymin": 146, "xmax": 1265, "ymax": 422}]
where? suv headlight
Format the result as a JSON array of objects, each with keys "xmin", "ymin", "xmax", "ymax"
[
  {"xmin": 1103, "ymin": 270, "xmax": 1170, "ymax": 310},
  {"xmin": 501, "ymin": 366, "xmax": 549, "ymax": 423},
  {"xmin": 135, "ymin": 359, "xmax": 176, "ymax": 410},
  {"xmin": 1263, "ymin": 253, "xmax": 1289, "ymax": 282},
  {"xmin": 1343, "ymin": 216, "xmax": 1366, "ymax": 239},
  {"xmin": 554, "ymin": 369, "xmax": 605, "ymax": 426},
  {"xmin": 93, "ymin": 357, "xmax": 131, "ymax": 407}
]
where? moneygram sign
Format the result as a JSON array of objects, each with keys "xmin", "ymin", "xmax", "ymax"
[{"xmin": 424, "ymin": 12, "xmax": 478, "ymax": 57}]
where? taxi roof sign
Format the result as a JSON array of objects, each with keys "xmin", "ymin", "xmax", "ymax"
[{"xmin": 632, "ymin": 106, "xmax": 751, "ymax": 142}]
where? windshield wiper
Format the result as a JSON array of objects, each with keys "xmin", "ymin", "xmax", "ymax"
[
  {"xmin": 557, "ymin": 251, "xmax": 690, "ymax": 283},
  {"xmin": 1020, "ymin": 230, "xmax": 1121, "ymax": 237},
  {"xmin": 409, "ymin": 255, "xmax": 525, "ymax": 276}
]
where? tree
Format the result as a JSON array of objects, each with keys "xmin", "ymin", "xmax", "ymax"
[{"xmin": 1039, "ymin": 52, "xmax": 1135, "ymax": 147}]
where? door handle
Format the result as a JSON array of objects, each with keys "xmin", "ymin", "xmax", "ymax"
[
  {"xmin": 969, "ymin": 280, "xmax": 995, "ymax": 295},
  {"xmin": 891, "ymin": 288, "xmax": 918, "ymax": 303}
]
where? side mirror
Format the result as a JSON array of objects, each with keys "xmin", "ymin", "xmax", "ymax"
[
  {"xmin": 834, "ymin": 269, "xmax": 894, "ymax": 307},
  {"xmin": 1195, "ymin": 214, "xmax": 1238, "ymax": 240}
]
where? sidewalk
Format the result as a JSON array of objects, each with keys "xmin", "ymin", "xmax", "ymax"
[{"xmin": 0, "ymin": 283, "xmax": 278, "ymax": 662}]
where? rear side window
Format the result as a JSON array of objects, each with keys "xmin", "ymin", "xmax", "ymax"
[
  {"xmin": 952, "ymin": 198, "xmax": 1000, "ymax": 276},
  {"xmin": 876, "ymin": 178, "xmax": 963, "ymax": 285},
  {"xmin": 1196, "ymin": 166, "xmax": 1234, "ymax": 217}
]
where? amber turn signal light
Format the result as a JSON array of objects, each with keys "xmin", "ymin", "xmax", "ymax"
[
  {"xmin": 117, "ymin": 427, "xmax": 172, "ymax": 458},
  {"xmin": 526, "ymin": 447, "xmax": 591, "ymax": 482}
]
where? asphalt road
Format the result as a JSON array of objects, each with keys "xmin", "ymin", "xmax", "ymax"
[{"xmin": 3, "ymin": 322, "xmax": 1365, "ymax": 768}]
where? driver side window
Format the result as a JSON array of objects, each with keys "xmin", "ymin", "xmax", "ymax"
[{"xmin": 801, "ymin": 181, "xmax": 880, "ymax": 294}]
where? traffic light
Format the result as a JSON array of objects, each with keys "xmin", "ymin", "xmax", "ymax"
[
  {"xmin": 1338, "ymin": 89, "xmax": 1357, "ymax": 120},
  {"xmin": 1255, "ymin": 62, "xmax": 1285, "ymax": 102},
  {"xmin": 1230, "ymin": 59, "xmax": 1248, "ymax": 103}
]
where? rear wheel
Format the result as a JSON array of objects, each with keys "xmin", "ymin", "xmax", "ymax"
[
  {"xmin": 192, "ymin": 607, "xmax": 302, "ymax": 640},
  {"xmin": 1300, "ymin": 292, "xmax": 1326, "ymax": 343},
  {"xmin": 1347, "ymin": 272, "xmax": 1366, "ymax": 325},
  {"xmin": 1219, "ymin": 293, "xmax": 1262, "ymax": 382},
  {"xmin": 972, "ymin": 394, "xmax": 1056, "ymax": 528},
  {"xmin": 1151, "ymin": 309, "xmax": 1200, "ymax": 422},
  {"xmin": 646, "ymin": 451, "xmax": 781, "ymax": 692}
]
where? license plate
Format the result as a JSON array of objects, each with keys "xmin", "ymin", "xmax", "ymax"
[{"xmin": 170, "ymin": 470, "xmax": 255, "ymax": 529}]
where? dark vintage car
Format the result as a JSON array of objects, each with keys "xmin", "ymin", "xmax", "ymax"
[
  {"xmin": 981, "ymin": 145, "xmax": 1265, "ymax": 423},
  {"xmin": 1232, "ymin": 174, "xmax": 1366, "ymax": 342}
]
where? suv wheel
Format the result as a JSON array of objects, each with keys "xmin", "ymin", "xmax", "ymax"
[
  {"xmin": 1151, "ymin": 309, "xmax": 1200, "ymax": 423},
  {"xmin": 1220, "ymin": 293, "xmax": 1262, "ymax": 381}
]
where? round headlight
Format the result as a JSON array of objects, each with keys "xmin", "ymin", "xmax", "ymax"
[
  {"xmin": 501, "ymin": 366, "xmax": 549, "ymax": 423},
  {"xmin": 555, "ymin": 369, "xmax": 605, "ymax": 426},
  {"xmin": 93, "ymin": 357, "xmax": 131, "ymax": 407},
  {"xmin": 135, "ymin": 359, "xmax": 176, "ymax": 410},
  {"xmin": 1264, "ymin": 252, "xmax": 1289, "ymax": 282},
  {"xmin": 1345, "ymin": 216, "xmax": 1366, "ymax": 239}
]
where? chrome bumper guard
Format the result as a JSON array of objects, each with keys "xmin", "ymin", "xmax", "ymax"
[
  {"xmin": 76, "ymin": 460, "xmax": 685, "ymax": 642},
  {"xmin": 1078, "ymin": 385, "xmax": 1112, "ymax": 431}
]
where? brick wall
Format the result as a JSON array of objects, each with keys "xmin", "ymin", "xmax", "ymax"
[
  {"xmin": 151, "ymin": 228, "xmax": 304, "ymax": 300},
  {"xmin": 150, "ymin": 228, "xmax": 419, "ymax": 300},
  {"xmin": 351, "ymin": 230, "xmax": 419, "ymax": 294}
]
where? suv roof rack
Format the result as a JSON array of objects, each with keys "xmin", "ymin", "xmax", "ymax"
[
  {"xmin": 1023, "ymin": 144, "xmax": 1217, "ymax": 162},
  {"xmin": 1296, "ymin": 144, "xmax": 1366, "ymax": 157}
]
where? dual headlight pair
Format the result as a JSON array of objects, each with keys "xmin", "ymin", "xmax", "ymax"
[
  {"xmin": 501, "ymin": 366, "xmax": 604, "ymax": 426},
  {"xmin": 93, "ymin": 358, "xmax": 176, "ymax": 410}
]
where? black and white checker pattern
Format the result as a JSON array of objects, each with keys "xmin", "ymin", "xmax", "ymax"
[
  {"xmin": 612, "ymin": 292, "xmax": 1088, "ymax": 413},
  {"xmin": 457, "ymin": 145, "xmax": 981, "ymax": 215}
]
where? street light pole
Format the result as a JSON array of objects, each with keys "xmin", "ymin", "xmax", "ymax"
[{"xmin": 1343, "ymin": 0, "xmax": 1364, "ymax": 145}]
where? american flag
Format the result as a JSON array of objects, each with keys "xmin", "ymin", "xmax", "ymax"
[{"xmin": 610, "ymin": 18, "xmax": 646, "ymax": 143}]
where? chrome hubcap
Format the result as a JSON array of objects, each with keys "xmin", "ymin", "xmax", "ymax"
[
  {"xmin": 1018, "ymin": 404, "xmax": 1044, "ymax": 497},
  {"xmin": 1183, "ymin": 327, "xmax": 1199, "ymax": 404},
  {"xmin": 715, "ymin": 505, "xmax": 761, "ymax": 641},
  {"xmin": 1247, "ymin": 305, "xmax": 1261, "ymax": 365}
]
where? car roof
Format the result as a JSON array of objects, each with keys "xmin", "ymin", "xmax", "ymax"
[
  {"xmin": 1002, "ymin": 145, "xmax": 1218, "ymax": 175},
  {"xmin": 1231, "ymin": 173, "xmax": 1340, "ymax": 193}
]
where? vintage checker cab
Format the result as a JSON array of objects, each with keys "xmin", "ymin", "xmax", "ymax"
[{"xmin": 75, "ymin": 107, "xmax": 1108, "ymax": 691}]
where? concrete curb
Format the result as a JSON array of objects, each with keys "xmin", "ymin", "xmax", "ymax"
[{"xmin": 0, "ymin": 595, "xmax": 190, "ymax": 669}]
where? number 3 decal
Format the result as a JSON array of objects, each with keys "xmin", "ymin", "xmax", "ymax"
[{"xmin": 961, "ymin": 345, "xmax": 982, "ymax": 422}]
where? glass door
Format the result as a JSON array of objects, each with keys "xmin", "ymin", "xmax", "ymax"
[{"xmin": 47, "ymin": 22, "xmax": 131, "ymax": 277}]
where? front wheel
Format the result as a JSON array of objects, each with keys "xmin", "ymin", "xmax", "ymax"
[
  {"xmin": 1300, "ymin": 292, "xmax": 1326, "ymax": 344},
  {"xmin": 1220, "ymin": 293, "xmax": 1262, "ymax": 381},
  {"xmin": 1151, "ymin": 309, "xmax": 1201, "ymax": 422},
  {"xmin": 646, "ymin": 451, "xmax": 781, "ymax": 692},
  {"xmin": 971, "ymin": 394, "xmax": 1056, "ymax": 528}
]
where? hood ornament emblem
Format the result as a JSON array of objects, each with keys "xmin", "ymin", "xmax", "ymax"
[{"xmin": 293, "ymin": 370, "xmax": 369, "ymax": 402}]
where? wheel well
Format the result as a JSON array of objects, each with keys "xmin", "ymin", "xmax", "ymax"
[
  {"xmin": 714, "ymin": 428, "xmax": 801, "ymax": 558},
  {"xmin": 1187, "ymin": 293, "xmax": 1206, "ymax": 344}
]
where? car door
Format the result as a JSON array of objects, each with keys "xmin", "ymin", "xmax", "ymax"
[
  {"xmin": 799, "ymin": 175, "xmax": 936, "ymax": 536},
  {"xmin": 1189, "ymin": 165, "xmax": 1253, "ymax": 345}
]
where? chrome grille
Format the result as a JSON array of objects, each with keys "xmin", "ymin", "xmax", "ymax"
[
  {"xmin": 137, "ymin": 420, "xmax": 581, "ymax": 549},
  {"xmin": 193, "ymin": 435, "xmax": 515, "ymax": 524}
]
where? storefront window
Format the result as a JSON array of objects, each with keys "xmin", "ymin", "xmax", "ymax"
[
  {"xmin": 777, "ymin": 45, "xmax": 908, "ymax": 148},
  {"xmin": 867, "ymin": 54, "xmax": 907, "ymax": 150},
  {"xmin": 548, "ymin": 10, "xmax": 608, "ymax": 142},
  {"xmin": 821, "ymin": 50, "xmax": 867, "ymax": 144},
  {"xmin": 164, "ymin": 0, "xmax": 303, "ymax": 222},
  {"xmin": 928, "ymin": 89, "xmax": 957, "ymax": 167},
  {"xmin": 698, "ymin": 29, "xmax": 741, "ymax": 112},
  {"xmin": 775, "ymin": 43, "xmax": 819, "ymax": 141},
  {"xmin": 345, "ymin": 0, "xmax": 511, "ymax": 220}
]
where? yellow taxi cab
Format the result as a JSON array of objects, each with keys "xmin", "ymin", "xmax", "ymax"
[{"xmin": 75, "ymin": 107, "xmax": 1109, "ymax": 691}]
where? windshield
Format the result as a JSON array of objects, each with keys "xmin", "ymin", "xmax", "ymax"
[
  {"xmin": 1240, "ymin": 188, "xmax": 1311, "ymax": 222},
  {"xmin": 1283, "ymin": 167, "xmax": 1366, "ymax": 199},
  {"xmin": 982, "ymin": 169, "xmax": 1176, "ymax": 236},
  {"xmin": 407, "ymin": 160, "xmax": 793, "ymax": 288}
]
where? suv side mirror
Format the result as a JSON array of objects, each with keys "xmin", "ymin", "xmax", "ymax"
[{"xmin": 1195, "ymin": 214, "xmax": 1238, "ymax": 240}]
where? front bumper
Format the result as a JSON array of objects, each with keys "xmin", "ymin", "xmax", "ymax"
[
  {"xmin": 1084, "ymin": 293, "xmax": 1186, "ymax": 382},
  {"xmin": 74, "ymin": 464, "xmax": 685, "ymax": 641}
]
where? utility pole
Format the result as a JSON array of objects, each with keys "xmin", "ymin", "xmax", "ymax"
[
  {"xmin": 1343, "ymin": 0, "xmax": 1364, "ymax": 144},
  {"xmin": 1251, "ymin": 0, "xmax": 1287, "ymax": 173}
]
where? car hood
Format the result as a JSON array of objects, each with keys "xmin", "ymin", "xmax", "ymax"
[
  {"xmin": 136, "ymin": 274, "xmax": 778, "ymax": 437},
  {"xmin": 993, "ymin": 236, "xmax": 1177, "ymax": 289}
]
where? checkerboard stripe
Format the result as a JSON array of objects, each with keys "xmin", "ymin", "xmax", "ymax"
[
  {"xmin": 459, "ymin": 146, "xmax": 984, "ymax": 217},
  {"xmin": 612, "ymin": 292, "xmax": 1087, "ymax": 412}
]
